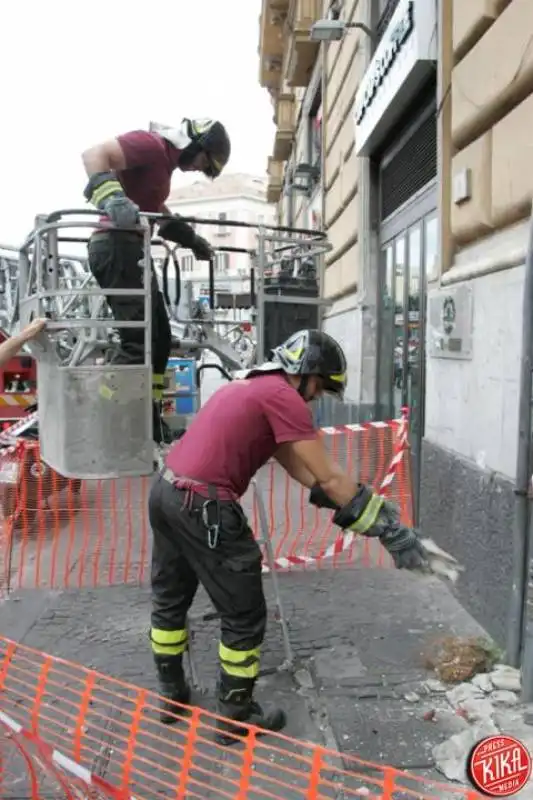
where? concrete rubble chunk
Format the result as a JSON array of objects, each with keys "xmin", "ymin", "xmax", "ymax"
[
  {"xmin": 494, "ymin": 708, "xmax": 524, "ymax": 731},
  {"xmin": 433, "ymin": 707, "xmax": 470, "ymax": 734},
  {"xmin": 424, "ymin": 678, "xmax": 447, "ymax": 693},
  {"xmin": 445, "ymin": 682, "xmax": 483, "ymax": 708},
  {"xmin": 491, "ymin": 689, "xmax": 519, "ymax": 706},
  {"xmin": 459, "ymin": 697, "xmax": 495, "ymax": 722},
  {"xmin": 489, "ymin": 665, "xmax": 521, "ymax": 693},
  {"xmin": 471, "ymin": 673, "xmax": 493, "ymax": 693},
  {"xmin": 433, "ymin": 719, "xmax": 498, "ymax": 783},
  {"xmin": 404, "ymin": 691, "xmax": 420, "ymax": 703},
  {"xmin": 294, "ymin": 669, "xmax": 314, "ymax": 690}
]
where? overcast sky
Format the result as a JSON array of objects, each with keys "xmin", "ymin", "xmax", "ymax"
[{"xmin": 0, "ymin": 0, "xmax": 275, "ymax": 243}]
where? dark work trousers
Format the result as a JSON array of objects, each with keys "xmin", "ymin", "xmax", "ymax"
[
  {"xmin": 87, "ymin": 231, "xmax": 171, "ymax": 390},
  {"xmin": 149, "ymin": 474, "xmax": 267, "ymax": 682}
]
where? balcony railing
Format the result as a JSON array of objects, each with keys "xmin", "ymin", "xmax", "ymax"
[{"xmin": 285, "ymin": 0, "xmax": 322, "ymax": 87}]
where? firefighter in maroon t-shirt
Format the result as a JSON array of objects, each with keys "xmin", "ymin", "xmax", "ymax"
[
  {"xmin": 81, "ymin": 119, "xmax": 231, "ymax": 445},
  {"xmin": 148, "ymin": 329, "xmax": 433, "ymax": 745}
]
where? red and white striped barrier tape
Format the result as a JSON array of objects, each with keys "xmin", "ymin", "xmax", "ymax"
[
  {"xmin": 0, "ymin": 410, "xmax": 38, "ymax": 447},
  {"xmin": 319, "ymin": 419, "xmax": 393, "ymax": 435},
  {"xmin": 261, "ymin": 415, "xmax": 409, "ymax": 573},
  {"xmin": 0, "ymin": 710, "xmax": 134, "ymax": 800}
]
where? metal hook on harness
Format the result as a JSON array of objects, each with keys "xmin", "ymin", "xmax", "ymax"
[{"xmin": 201, "ymin": 498, "xmax": 220, "ymax": 549}]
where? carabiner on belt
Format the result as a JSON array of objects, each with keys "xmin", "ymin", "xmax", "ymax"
[{"xmin": 201, "ymin": 498, "xmax": 220, "ymax": 549}]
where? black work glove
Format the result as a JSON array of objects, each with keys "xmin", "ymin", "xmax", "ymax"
[
  {"xmin": 191, "ymin": 234, "xmax": 214, "ymax": 262},
  {"xmin": 103, "ymin": 196, "xmax": 139, "ymax": 227},
  {"xmin": 309, "ymin": 484, "xmax": 339, "ymax": 511},
  {"xmin": 158, "ymin": 216, "xmax": 197, "ymax": 249},
  {"xmin": 370, "ymin": 501, "xmax": 430, "ymax": 571},
  {"xmin": 84, "ymin": 171, "xmax": 139, "ymax": 227},
  {"xmin": 332, "ymin": 486, "xmax": 430, "ymax": 572}
]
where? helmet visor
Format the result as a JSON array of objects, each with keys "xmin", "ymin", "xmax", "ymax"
[
  {"xmin": 203, "ymin": 152, "xmax": 223, "ymax": 179},
  {"xmin": 322, "ymin": 372, "xmax": 346, "ymax": 399}
]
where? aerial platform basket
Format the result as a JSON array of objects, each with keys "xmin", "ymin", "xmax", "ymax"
[
  {"xmin": 37, "ymin": 358, "xmax": 152, "ymax": 479},
  {"xmin": 17, "ymin": 210, "xmax": 154, "ymax": 479}
]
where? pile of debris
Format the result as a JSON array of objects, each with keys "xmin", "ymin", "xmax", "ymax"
[
  {"xmin": 428, "ymin": 664, "xmax": 528, "ymax": 782},
  {"xmin": 407, "ymin": 637, "xmax": 531, "ymax": 786}
]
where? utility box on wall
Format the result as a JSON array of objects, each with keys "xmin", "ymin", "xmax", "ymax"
[{"xmin": 427, "ymin": 284, "xmax": 474, "ymax": 360}]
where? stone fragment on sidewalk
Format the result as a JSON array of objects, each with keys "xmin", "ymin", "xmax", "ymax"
[
  {"xmin": 445, "ymin": 682, "xmax": 483, "ymax": 708},
  {"xmin": 433, "ymin": 719, "xmax": 498, "ymax": 782},
  {"xmin": 459, "ymin": 697, "xmax": 494, "ymax": 722},
  {"xmin": 404, "ymin": 691, "xmax": 420, "ymax": 703},
  {"xmin": 424, "ymin": 678, "xmax": 447, "ymax": 694},
  {"xmin": 491, "ymin": 689, "xmax": 519, "ymax": 706},
  {"xmin": 294, "ymin": 669, "xmax": 314, "ymax": 690},
  {"xmin": 489, "ymin": 664, "xmax": 521, "ymax": 692},
  {"xmin": 432, "ymin": 707, "xmax": 470, "ymax": 734},
  {"xmin": 471, "ymin": 673, "xmax": 493, "ymax": 693}
]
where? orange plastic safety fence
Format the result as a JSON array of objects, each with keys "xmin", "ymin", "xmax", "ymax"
[
  {"xmin": 0, "ymin": 722, "xmax": 113, "ymax": 799},
  {"xmin": 256, "ymin": 420, "xmax": 413, "ymax": 572},
  {"xmin": 0, "ymin": 419, "xmax": 413, "ymax": 591},
  {"xmin": 0, "ymin": 637, "xmax": 482, "ymax": 800}
]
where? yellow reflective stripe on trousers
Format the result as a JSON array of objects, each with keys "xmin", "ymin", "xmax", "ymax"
[
  {"xmin": 152, "ymin": 373, "xmax": 165, "ymax": 402},
  {"xmin": 349, "ymin": 493, "xmax": 383, "ymax": 534},
  {"xmin": 91, "ymin": 181, "xmax": 123, "ymax": 208},
  {"xmin": 150, "ymin": 628, "xmax": 188, "ymax": 656},
  {"xmin": 219, "ymin": 643, "xmax": 260, "ymax": 679}
]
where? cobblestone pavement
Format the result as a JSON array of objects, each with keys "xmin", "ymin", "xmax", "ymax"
[{"xmin": 0, "ymin": 565, "xmax": 490, "ymax": 797}]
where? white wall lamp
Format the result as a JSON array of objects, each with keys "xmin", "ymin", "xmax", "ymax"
[{"xmin": 310, "ymin": 19, "xmax": 376, "ymax": 43}]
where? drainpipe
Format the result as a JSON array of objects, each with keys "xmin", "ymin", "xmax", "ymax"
[
  {"xmin": 354, "ymin": 0, "xmax": 375, "ymax": 415},
  {"xmin": 319, "ymin": 40, "xmax": 328, "ymax": 328},
  {"xmin": 510, "ymin": 208, "xmax": 533, "ymax": 686}
]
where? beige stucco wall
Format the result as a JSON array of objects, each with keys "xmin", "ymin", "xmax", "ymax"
[
  {"xmin": 448, "ymin": 0, "xmax": 533, "ymax": 255},
  {"xmin": 426, "ymin": 0, "xmax": 533, "ymax": 482},
  {"xmin": 259, "ymin": 0, "xmax": 364, "ymax": 297},
  {"xmin": 322, "ymin": 0, "xmax": 363, "ymax": 300}
]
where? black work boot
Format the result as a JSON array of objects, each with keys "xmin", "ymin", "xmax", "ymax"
[
  {"xmin": 154, "ymin": 655, "xmax": 191, "ymax": 725},
  {"xmin": 215, "ymin": 675, "xmax": 287, "ymax": 746}
]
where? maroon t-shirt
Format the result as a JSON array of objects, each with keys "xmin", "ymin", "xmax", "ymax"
[
  {"xmin": 166, "ymin": 373, "xmax": 317, "ymax": 498},
  {"xmin": 115, "ymin": 130, "xmax": 182, "ymax": 211}
]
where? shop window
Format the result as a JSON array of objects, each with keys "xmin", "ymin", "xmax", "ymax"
[
  {"xmin": 217, "ymin": 211, "xmax": 228, "ymax": 235},
  {"xmin": 327, "ymin": 1, "xmax": 342, "ymax": 21},
  {"xmin": 182, "ymin": 254, "xmax": 194, "ymax": 273},
  {"xmin": 282, "ymin": 182, "xmax": 294, "ymax": 226},
  {"xmin": 310, "ymin": 110, "xmax": 322, "ymax": 171},
  {"xmin": 306, "ymin": 90, "xmax": 322, "ymax": 183},
  {"xmin": 216, "ymin": 252, "xmax": 230, "ymax": 274},
  {"xmin": 374, "ymin": 0, "xmax": 401, "ymax": 41}
]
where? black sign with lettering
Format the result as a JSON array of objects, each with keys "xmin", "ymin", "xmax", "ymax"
[{"xmin": 355, "ymin": 0, "xmax": 415, "ymax": 125}]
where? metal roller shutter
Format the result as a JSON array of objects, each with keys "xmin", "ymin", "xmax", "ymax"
[{"xmin": 378, "ymin": 81, "xmax": 437, "ymax": 222}]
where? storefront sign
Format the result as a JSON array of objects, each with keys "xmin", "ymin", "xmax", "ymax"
[
  {"xmin": 355, "ymin": 1, "xmax": 414, "ymax": 126},
  {"xmin": 354, "ymin": 0, "xmax": 436, "ymax": 156}
]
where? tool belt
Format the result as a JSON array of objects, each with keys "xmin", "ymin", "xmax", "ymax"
[
  {"xmin": 160, "ymin": 467, "xmax": 241, "ymax": 549},
  {"xmin": 160, "ymin": 468, "xmax": 236, "ymax": 500}
]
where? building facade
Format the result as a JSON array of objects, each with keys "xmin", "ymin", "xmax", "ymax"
[
  {"xmin": 157, "ymin": 173, "xmax": 276, "ymax": 303},
  {"xmin": 259, "ymin": 0, "xmax": 533, "ymax": 648}
]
